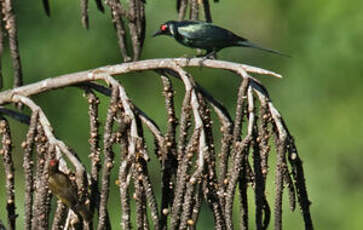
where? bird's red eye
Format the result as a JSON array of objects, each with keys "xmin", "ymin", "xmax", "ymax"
[
  {"xmin": 50, "ymin": 159, "xmax": 57, "ymax": 167},
  {"xmin": 161, "ymin": 24, "xmax": 168, "ymax": 31}
]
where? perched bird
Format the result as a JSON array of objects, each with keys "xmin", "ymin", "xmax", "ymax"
[
  {"xmin": 48, "ymin": 159, "xmax": 92, "ymax": 222},
  {"xmin": 153, "ymin": 20, "xmax": 288, "ymax": 58}
]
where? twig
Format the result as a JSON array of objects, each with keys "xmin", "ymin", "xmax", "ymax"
[
  {"xmin": 173, "ymin": 67, "xmax": 208, "ymax": 230},
  {"xmin": 0, "ymin": 106, "xmax": 30, "ymax": 124},
  {"xmin": 119, "ymin": 150, "xmax": 132, "ymax": 230},
  {"xmin": 104, "ymin": 0, "xmax": 131, "ymax": 62},
  {"xmin": 13, "ymin": 95, "xmax": 87, "ymax": 188},
  {"xmin": 22, "ymin": 112, "xmax": 38, "ymax": 230},
  {"xmin": 42, "ymin": 0, "xmax": 50, "ymax": 16},
  {"xmin": 84, "ymin": 89, "xmax": 101, "ymax": 217},
  {"xmin": 202, "ymin": 0, "xmax": 212, "ymax": 22},
  {"xmin": 78, "ymin": 82, "xmax": 164, "ymax": 145},
  {"xmin": 287, "ymin": 137, "xmax": 313, "ymax": 229},
  {"xmin": 97, "ymin": 86, "xmax": 119, "ymax": 230},
  {"xmin": 94, "ymin": 0, "xmax": 104, "ymax": 12},
  {"xmin": 81, "ymin": 0, "xmax": 89, "ymax": 29},
  {"xmin": 252, "ymin": 77, "xmax": 313, "ymax": 229},
  {"xmin": 0, "ymin": 13, "xmax": 3, "ymax": 89},
  {"xmin": 196, "ymin": 91, "xmax": 226, "ymax": 230},
  {"xmin": 0, "ymin": 118, "xmax": 16, "ymax": 230},
  {"xmin": 189, "ymin": 0, "xmax": 199, "ymax": 20},
  {"xmin": 1, "ymin": 0, "xmax": 23, "ymax": 88},
  {"xmin": 225, "ymin": 85, "xmax": 254, "ymax": 230},
  {"xmin": 160, "ymin": 74, "xmax": 178, "ymax": 230},
  {"xmin": 51, "ymin": 201, "xmax": 67, "ymax": 230},
  {"xmin": 170, "ymin": 128, "xmax": 199, "ymax": 230},
  {"xmin": 177, "ymin": 0, "xmax": 188, "ymax": 20}
]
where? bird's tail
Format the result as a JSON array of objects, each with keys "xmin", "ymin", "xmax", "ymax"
[
  {"xmin": 238, "ymin": 40, "xmax": 290, "ymax": 57},
  {"xmin": 74, "ymin": 203, "xmax": 92, "ymax": 222}
]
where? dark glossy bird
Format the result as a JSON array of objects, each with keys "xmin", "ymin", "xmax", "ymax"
[
  {"xmin": 153, "ymin": 20, "xmax": 288, "ymax": 58},
  {"xmin": 48, "ymin": 159, "xmax": 92, "ymax": 222}
]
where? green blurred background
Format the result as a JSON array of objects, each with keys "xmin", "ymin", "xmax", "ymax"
[{"xmin": 0, "ymin": 0, "xmax": 362, "ymax": 229}]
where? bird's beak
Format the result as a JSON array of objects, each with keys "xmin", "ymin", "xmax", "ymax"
[{"xmin": 152, "ymin": 30, "xmax": 162, "ymax": 37}]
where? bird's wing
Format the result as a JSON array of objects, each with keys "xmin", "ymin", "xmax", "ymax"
[
  {"xmin": 48, "ymin": 174, "xmax": 78, "ymax": 207},
  {"xmin": 177, "ymin": 23, "xmax": 244, "ymax": 44}
]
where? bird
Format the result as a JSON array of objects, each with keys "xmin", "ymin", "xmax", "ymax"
[
  {"xmin": 153, "ymin": 20, "xmax": 289, "ymax": 58},
  {"xmin": 48, "ymin": 159, "xmax": 92, "ymax": 222}
]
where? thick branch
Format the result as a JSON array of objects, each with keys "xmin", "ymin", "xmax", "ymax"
[{"xmin": 0, "ymin": 58, "xmax": 281, "ymax": 105}]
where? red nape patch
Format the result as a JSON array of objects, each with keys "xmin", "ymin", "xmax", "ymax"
[
  {"xmin": 49, "ymin": 159, "xmax": 58, "ymax": 167},
  {"xmin": 161, "ymin": 24, "xmax": 168, "ymax": 31}
]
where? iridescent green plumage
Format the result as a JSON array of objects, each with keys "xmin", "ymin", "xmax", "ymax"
[{"xmin": 153, "ymin": 20, "xmax": 289, "ymax": 57}]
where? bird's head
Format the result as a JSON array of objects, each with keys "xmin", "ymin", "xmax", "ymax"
[
  {"xmin": 153, "ymin": 21, "xmax": 177, "ymax": 37},
  {"xmin": 49, "ymin": 159, "xmax": 59, "ymax": 173}
]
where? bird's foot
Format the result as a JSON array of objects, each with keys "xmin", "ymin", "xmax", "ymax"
[
  {"xmin": 197, "ymin": 51, "xmax": 217, "ymax": 67},
  {"xmin": 180, "ymin": 54, "xmax": 193, "ymax": 65}
]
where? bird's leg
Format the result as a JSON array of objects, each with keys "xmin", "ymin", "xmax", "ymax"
[
  {"xmin": 204, "ymin": 50, "xmax": 217, "ymax": 60},
  {"xmin": 198, "ymin": 50, "xmax": 217, "ymax": 66},
  {"xmin": 180, "ymin": 53, "xmax": 193, "ymax": 65}
]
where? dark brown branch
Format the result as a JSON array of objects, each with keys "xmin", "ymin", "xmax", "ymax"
[
  {"xmin": 51, "ymin": 201, "xmax": 67, "ymax": 230},
  {"xmin": 197, "ymin": 92, "xmax": 226, "ymax": 230},
  {"xmin": 287, "ymin": 138, "xmax": 313, "ymax": 230},
  {"xmin": 13, "ymin": 95, "xmax": 88, "ymax": 190},
  {"xmin": 177, "ymin": 0, "xmax": 188, "ymax": 20},
  {"xmin": 284, "ymin": 164, "xmax": 296, "ymax": 212},
  {"xmin": 84, "ymin": 89, "xmax": 101, "ymax": 217},
  {"xmin": 202, "ymin": 0, "xmax": 212, "ymax": 22},
  {"xmin": 42, "ymin": 0, "xmax": 50, "ymax": 16},
  {"xmin": 0, "ymin": 14, "xmax": 3, "ymax": 89},
  {"xmin": 273, "ymin": 137, "xmax": 286, "ymax": 230},
  {"xmin": 170, "ymin": 83, "xmax": 194, "ymax": 230},
  {"xmin": 0, "ymin": 220, "xmax": 6, "ymax": 230},
  {"xmin": 189, "ymin": 0, "xmax": 199, "ymax": 20},
  {"xmin": 119, "ymin": 152, "xmax": 132, "ymax": 230},
  {"xmin": 192, "ymin": 85, "xmax": 232, "ymax": 209},
  {"xmin": 32, "ymin": 128, "xmax": 52, "ymax": 230},
  {"xmin": 78, "ymin": 82, "xmax": 164, "ymax": 145},
  {"xmin": 140, "ymin": 159, "xmax": 160, "ymax": 230},
  {"xmin": 256, "ymin": 99, "xmax": 272, "ymax": 229},
  {"xmin": 134, "ymin": 164, "xmax": 147, "ymax": 230},
  {"xmin": 253, "ymin": 120, "xmax": 266, "ymax": 230},
  {"xmin": 0, "ymin": 118, "xmax": 16, "ymax": 230},
  {"xmin": 161, "ymin": 75, "xmax": 178, "ymax": 157},
  {"xmin": 81, "ymin": 0, "xmax": 89, "ymax": 29},
  {"xmin": 170, "ymin": 127, "xmax": 199, "ymax": 230},
  {"xmin": 238, "ymin": 165, "xmax": 249, "ymax": 230},
  {"xmin": 252, "ymin": 78, "xmax": 313, "ymax": 229},
  {"xmin": 190, "ymin": 184, "xmax": 203, "ymax": 230},
  {"xmin": 22, "ymin": 112, "xmax": 38, "ymax": 230},
  {"xmin": 232, "ymin": 78, "xmax": 249, "ymax": 144},
  {"xmin": 97, "ymin": 87, "xmax": 119, "ymax": 230},
  {"xmin": 128, "ymin": 0, "xmax": 146, "ymax": 60},
  {"xmin": 0, "ymin": 106, "xmax": 30, "ymax": 124},
  {"xmin": 94, "ymin": 0, "xmax": 104, "ymax": 12},
  {"xmin": 225, "ymin": 85, "xmax": 254, "ymax": 230},
  {"xmin": 1, "ymin": 0, "xmax": 23, "ymax": 88},
  {"xmin": 160, "ymin": 74, "xmax": 178, "ymax": 230},
  {"xmin": 176, "ymin": 67, "xmax": 209, "ymax": 230},
  {"xmin": 105, "ymin": 0, "xmax": 131, "ymax": 62},
  {"xmin": 117, "ymin": 112, "xmax": 132, "ymax": 230}
]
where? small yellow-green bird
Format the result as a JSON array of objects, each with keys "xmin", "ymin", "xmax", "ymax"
[{"xmin": 48, "ymin": 159, "xmax": 92, "ymax": 222}]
